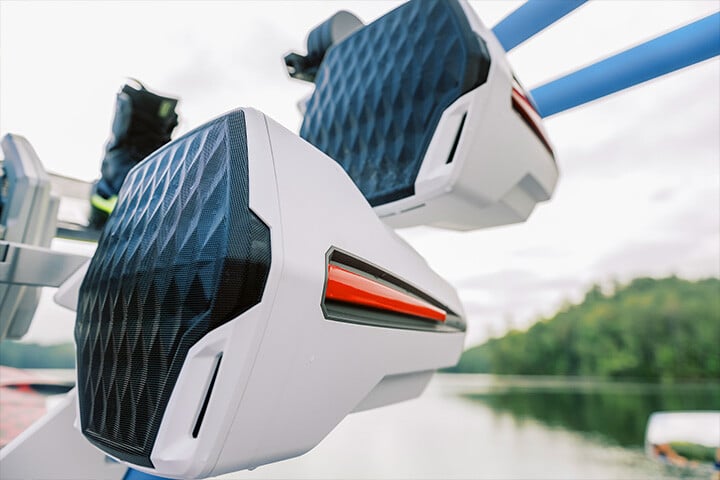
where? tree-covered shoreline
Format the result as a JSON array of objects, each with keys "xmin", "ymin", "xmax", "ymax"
[{"xmin": 448, "ymin": 277, "xmax": 719, "ymax": 380}]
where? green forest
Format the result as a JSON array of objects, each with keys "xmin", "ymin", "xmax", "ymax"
[{"xmin": 448, "ymin": 277, "xmax": 719, "ymax": 380}]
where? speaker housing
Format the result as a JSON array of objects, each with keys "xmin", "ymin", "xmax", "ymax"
[
  {"xmin": 75, "ymin": 108, "xmax": 465, "ymax": 478},
  {"xmin": 299, "ymin": 0, "xmax": 558, "ymax": 231}
]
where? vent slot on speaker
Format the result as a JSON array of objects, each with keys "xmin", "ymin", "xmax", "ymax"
[
  {"xmin": 193, "ymin": 354, "xmax": 223, "ymax": 438},
  {"xmin": 446, "ymin": 113, "xmax": 467, "ymax": 164}
]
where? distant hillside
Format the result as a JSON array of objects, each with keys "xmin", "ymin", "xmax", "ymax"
[
  {"xmin": 449, "ymin": 277, "xmax": 720, "ymax": 380},
  {"xmin": 0, "ymin": 341, "xmax": 75, "ymax": 369}
]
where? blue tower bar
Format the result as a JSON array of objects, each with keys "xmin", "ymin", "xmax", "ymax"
[
  {"xmin": 493, "ymin": 0, "xmax": 588, "ymax": 52},
  {"xmin": 531, "ymin": 12, "xmax": 720, "ymax": 117}
]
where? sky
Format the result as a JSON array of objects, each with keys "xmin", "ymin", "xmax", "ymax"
[{"xmin": 1, "ymin": 0, "xmax": 718, "ymax": 347}]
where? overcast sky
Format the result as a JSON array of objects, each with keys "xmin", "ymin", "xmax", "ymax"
[{"xmin": 1, "ymin": 1, "xmax": 718, "ymax": 346}]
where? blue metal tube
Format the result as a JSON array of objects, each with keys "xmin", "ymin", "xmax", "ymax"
[
  {"xmin": 531, "ymin": 12, "xmax": 720, "ymax": 117},
  {"xmin": 493, "ymin": 0, "xmax": 588, "ymax": 51},
  {"xmin": 123, "ymin": 469, "xmax": 168, "ymax": 480}
]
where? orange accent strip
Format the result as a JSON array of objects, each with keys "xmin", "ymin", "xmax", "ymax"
[
  {"xmin": 511, "ymin": 86, "xmax": 554, "ymax": 156},
  {"xmin": 326, "ymin": 264, "xmax": 446, "ymax": 322},
  {"xmin": 512, "ymin": 87, "xmax": 542, "ymax": 124}
]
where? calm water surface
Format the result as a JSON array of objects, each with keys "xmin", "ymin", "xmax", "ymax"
[{"xmin": 222, "ymin": 374, "xmax": 719, "ymax": 480}]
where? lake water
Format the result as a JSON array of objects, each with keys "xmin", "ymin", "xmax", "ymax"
[{"xmin": 222, "ymin": 374, "xmax": 719, "ymax": 480}]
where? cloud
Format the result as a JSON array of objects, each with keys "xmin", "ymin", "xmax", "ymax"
[
  {"xmin": 454, "ymin": 269, "xmax": 579, "ymax": 293},
  {"xmin": 450, "ymin": 269, "xmax": 590, "ymax": 345},
  {"xmin": 548, "ymin": 61, "xmax": 720, "ymax": 181},
  {"xmin": 650, "ymin": 188, "xmax": 677, "ymax": 204},
  {"xmin": 660, "ymin": 187, "xmax": 720, "ymax": 237},
  {"xmin": 590, "ymin": 183, "xmax": 720, "ymax": 280}
]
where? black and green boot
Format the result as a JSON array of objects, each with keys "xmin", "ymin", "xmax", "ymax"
[{"xmin": 89, "ymin": 81, "xmax": 179, "ymax": 228}]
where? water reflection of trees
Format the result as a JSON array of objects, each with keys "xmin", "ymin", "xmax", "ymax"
[{"xmin": 465, "ymin": 385, "xmax": 720, "ymax": 447}]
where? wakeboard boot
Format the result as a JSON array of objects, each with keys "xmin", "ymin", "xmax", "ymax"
[{"xmin": 89, "ymin": 81, "xmax": 178, "ymax": 228}]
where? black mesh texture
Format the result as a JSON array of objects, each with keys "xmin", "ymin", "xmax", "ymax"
[
  {"xmin": 300, "ymin": 0, "xmax": 490, "ymax": 206},
  {"xmin": 75, "ymin": 110, "xmax": 271, "ymax": 467}
]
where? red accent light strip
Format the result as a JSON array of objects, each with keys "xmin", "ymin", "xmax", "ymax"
[
  {"xmin": 326, "ymin": 264, "xmax": 446, "ymax": 322},
  {"xmin": 512, "ymin": 85, "xmax": 554, "ymax": 157}
]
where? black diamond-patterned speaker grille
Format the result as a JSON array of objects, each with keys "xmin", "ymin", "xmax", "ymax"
[
  {"xmin": 300, "ymin": 0, "xmax": 490, "ymax": 206},
  {"xmin": 75, "ymin": 110, "xmax": 271, "ymax": 467}
]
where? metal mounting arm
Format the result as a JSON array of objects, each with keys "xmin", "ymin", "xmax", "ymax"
[{"xmin": 0, "ymin": 241, "xmax": 89, "ymax": 288}]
